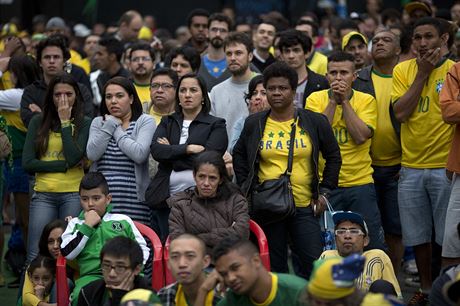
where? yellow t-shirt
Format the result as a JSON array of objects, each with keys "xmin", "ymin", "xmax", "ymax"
[
  {"xmin": 321, "ymin": 249, "xmax": 402, "ymax": 298},
  {"xmin": 0, "ymin": 70, "xmax": 13, "ymax": 90},
  {"xmin": 134, "ymin": 83, "xmax": 152, "ymax": 106},
  {"xmin": 258, "ymin": 117, "xmax": 313, "ymax": 207},
  {"xmin": 0, "ymin": 110, "xmax": 26, "ymax": 132},
  {"xmin": 370, "ymin": 70, "xmax": 401, "ymax": 166},
  {"xmin": 35, "ymin": 131, "xmax": 84, "ymax": 192},
  {"xmin": 307, "ymin": 89, "xmax": 377, "ymax": 187},
  {"xmin": 250, "ymin": 273, "xmax": 278, "ymax": 306},
  {"xmin": 307, "ymin": 51, "xmax": 328, "ymax": 76},
  {"xmin": 391, "ymin": 58, "xmax": 455, "ymax": 168}
]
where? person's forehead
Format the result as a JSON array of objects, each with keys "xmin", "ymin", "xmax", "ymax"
[
  {"xmin": 373, "ymin": 31, "xmax": 395, "ymax": 40},
  {"xmin": 282, "ymin": 43, "xmax": 303, "ymax": 50},
  {"xmin": 80, "ymin": 187, "xmax": 106, "ymax": 197},
  {"xmin": 266, "ymin": 77, "xmax": 290, "ymax": 85},
  {"xmin": 210, "ymin": 20, "xmax": 228, "ymax": 29},
  {"xmin": 42, "ymin": 46, "xmax": 63, "ymax": 55},
  {"xmin": 152, "ymin": 74, "xmax": 173, "ymax": 83},
  {"xmin": 192, "ymin": 15, "xmax": 208, "ymax": 25},
  {"xmin": 216, "ymin": 249, "xmax": 246, "ymax": 267},
  {"xmin": 414, "ymin": 24, "xmax": 438, "ymax": 35},
  {"xmin": 172, "ymin": 54, "xmax": 189, "ymax": 63},
  {"xmin": 258, "ymin": 23, "xmax": 275, "ymax": 32},
  {"xmin": 337, "ymin": 220, "xmax": 360, "ymax": 228},
  {"xmin": 328, "ymin": 60, "xmax": 354, "ymax": 70},
  {"xmin": 226, "ymin": 42, "xmax": 247, "ymax": 52},
  {"xmin": 131, "ymin": 49, "xmax": 150, "ymax": 57},
  {"xmin": 347, "ymin": 38, "xmax": 366, "ymax": 47},
  {"xmin": 103, "ymin": 254, "xmax": 131, "ymax": 264},
  {"xmin": 170, "ymin": 237, "xmax": 202, "ymax": 253}
]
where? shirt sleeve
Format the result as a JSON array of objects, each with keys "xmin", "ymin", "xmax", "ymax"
[
  {"xmin": 356, "ymin": 94, "xmax": 377, "ymax": 132},
  {"xmin": 391, "ymin": 63, "xmax": 409, "ymax": 104},
  {"xmin": 306, "ymin": 91, "xmax": 327, "ymax": 113}
]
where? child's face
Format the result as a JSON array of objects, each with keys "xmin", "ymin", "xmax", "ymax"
[
  {"xmin": 30, "ymin": 267, "xmax": 54, "ymax": 293},
  {"xmin": 80, "ymin": 187, "xmax": 112, "ymax": 217}
]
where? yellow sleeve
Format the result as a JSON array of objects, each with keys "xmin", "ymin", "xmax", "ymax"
[
  {"xmin": 391, "ymin": 63, "xmax": 409, "ymax": 104},
  {"xmin": 380, "ymin": 253, "xmax": 402, "ymax": 298},
  {"xmin": 319, "ymin": 250, "xmax": 340, "ymax": 259},
  {"xmin": 22, "ymin": 272, "xmax": 50, "ymax": 306},
  {"xmin": 357, "ymin": 94, "xmax": 377, "ymax": 131},
  {"xmin": 306, "ymin": 91, "xmax": 327, "ymax": 113}
]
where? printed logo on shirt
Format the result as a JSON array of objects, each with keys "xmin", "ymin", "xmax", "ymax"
[
  {"xmin": 435, "ymin": 78, "xmax": 444, "ymax": 94},
  {"xmin": 259, "ymin": 129, "xmax": 309, "ymax": 151},
  {"xmin": 111, "ymin": 221, "xmax": 124, "ymax": 232}
]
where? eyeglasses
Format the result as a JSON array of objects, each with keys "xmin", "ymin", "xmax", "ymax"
[
  {"xmin": 335, "ymin": 228, "xmax": 365, "ymax": 236},
  {"xmin": 101, "ymin": 263, "xmax": 129, "ymax": 274},
  {"xmin": 131, "ymin": 56, "xmax": 152, "ymax": 63},
  {"xmin": 151, "ymin": 83, "xmax": 175, "ymax": 91}
]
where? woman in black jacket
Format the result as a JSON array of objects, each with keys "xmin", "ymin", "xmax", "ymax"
[{"xmin": 146, "ymin": 73, "xmax": 228, "ymax": 241}]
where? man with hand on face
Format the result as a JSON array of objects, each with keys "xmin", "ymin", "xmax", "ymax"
[
  {"xmin": 391, "ymin": 17, "xmax": 455, "ymax": 306},
  {"xmin": 211, "ymin": 237, "xmax": 307, "ymax": 306},
  {"xmin": 77, "ymin": 237, "xmax": 150, "ymax": 306},
  {"xmin": 306, "ymin": 51, "xmax": 385, "ymax": 252},
  {"xmin": 157, "ymin": 234, "xmax": 222, "ymax": 306}
]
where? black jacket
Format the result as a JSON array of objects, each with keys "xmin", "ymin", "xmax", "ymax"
[
  {"xmin": 145, "ymin": 111, "xmax": 228, "ymax": 208},
  {"xmin": 302, "ymin": 68, "xmax": 330, "ymax": 107},
  {"xmin": 77, "ymin": 276, "xmax": 150, "ymax": 306},
  {"xmin": 233, "ymin": 109, "xmax": 341, "ymax": 200}
]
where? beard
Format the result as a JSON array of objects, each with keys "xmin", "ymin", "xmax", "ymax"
[
  {"xmin": 229, "ymin": 62, "xmax": 249, "ymax": 76},
  {"xmin": 210, "ymin": 37, "xmax": 224, "ymax": 49}
]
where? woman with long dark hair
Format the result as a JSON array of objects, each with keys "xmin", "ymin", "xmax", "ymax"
[
  {"xmin": 86, "ymin": 76, "xmax": 155, "ymax": 225},
  {"xmin": 22, "ymin": 73, "xmax": 91, "ymax": 262},
  {"xmin": 147, "ymin": 73, "xmax": 228, "ymax": 241},
  {"xmin": 168, "ymin": 151, "xmax": 249, "ymax": 252}
]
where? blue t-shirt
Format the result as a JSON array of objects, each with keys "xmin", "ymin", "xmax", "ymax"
[{"xmin": 203, "ymin": 55, "xmax": 227, "ymax": 78}]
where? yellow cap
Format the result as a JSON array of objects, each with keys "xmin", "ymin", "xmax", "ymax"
[
  {"xmin": 342, "ymin": 31, "xmax": 368, "ymax": 50},
  {"xmin": 1, "ymin": 23, "xmax": 18, "ymax": 38},
  {"xmin": 308, "ymin": 257, "xmax": 355, "ymax": 299},
  {"xmin": 138, "ymin": 26, "xmax": 153, "ymax": 41},
  {"xmin": 120, "ymin": 289, "xmax": 161, "ymax": 305}
]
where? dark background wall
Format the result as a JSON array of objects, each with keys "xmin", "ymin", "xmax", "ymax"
[{"xmin": 0, "ymin": 0, "xmax": 456, "ymax": 33}]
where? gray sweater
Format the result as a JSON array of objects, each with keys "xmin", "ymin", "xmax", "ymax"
[{"xmin": 86, "ymin": 114, "xmax": 156, "ymax": 201}]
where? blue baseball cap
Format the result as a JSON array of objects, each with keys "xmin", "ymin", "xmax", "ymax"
[{"xmin": 333, "ymin": 211, "xmax": 368, "ymax": 235}]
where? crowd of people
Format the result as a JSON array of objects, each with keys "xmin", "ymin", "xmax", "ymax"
[{"xmin": 0, "ymin": 0, "xmax": 460, "ymax": 305}]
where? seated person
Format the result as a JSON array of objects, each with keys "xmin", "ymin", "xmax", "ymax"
[
  {"xmin": 211, "ymin": 237, "xmax": 307, "ymax": 306},
  {"xmin": 60, "ymin": 172, "xmax": 149, "ymax": 305},
  {"xmin": 77, "ymin": 236, "xmax": 151, "ymax": 306},
  {"xmin": 25, "ymin": 256, "xmax": 56, "ymax": 306},
  {"xmin": 23, "ymin": 219, "xmax": 68, "ymax": 306},
  {"xmin": 157, "ymin": 234, "xmax": 223, "ymax": 306},
  {"xmin": 306, "ymin": 255, "xmax": 403, "ymax": 306},
  {"xmin": 168, "ymin": 151, "xmax": 249, "ymax": 253},
  {"xmin": 320, "ymin": 211, "xmax": 401, "ymax": 297}
]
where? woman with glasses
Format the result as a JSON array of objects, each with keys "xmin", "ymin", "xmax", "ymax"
[{"xmin": 146, "ymin": 73, "xmax": 228, "ymax": 241}]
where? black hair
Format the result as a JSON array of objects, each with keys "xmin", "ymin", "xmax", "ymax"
[
  {"xmin": 394, "ymin": 25, "xmax": 412, "ymax": 54},
  {"xmin": 278, "ymin": 29, "xmax": 312, "ymax": 54},
  {"xmin": 186, "ymin": 8, "xmax": 210, "ymax": 28},
  {"xmin": 413, "ymin": 17, "xmax": 443, "ymax": 36},
  {"xmin": 28, "ymin": 255, "xmax": 56, "ymax": 278},
  {"xmin": 7, "ymin": 54, "xmax": 40, "ymax": 89},
  {"xmin": 35, "ymin": 73, "xmax": 84, "ymax": 158},
  {"xmin": 263, "ymin": 61, "xmax": 298, "ymax": 91},
  {"xmin": 296, "ymin": 19, "xmax": 319, "ymax": 37},
  {"xmin": 381, "ymin": 8, "xmax": 401, "ymax": 26},
  {"xmin": 244, "ymin": 75, "xmax": 264, "ymax": 103},
  {"xmin": 36, "ymin": 35, "xmax": 71, "ymax": 65},
  {"xmin": 79, "ymin": 172, "xmax": 110, "ymax": 195},
  {"xmin": 208, "ymin": 13, "xmax": 232, "ymax": 30},
  {"xmin": 165, "ymin": 46, "xmax": 201, "ymax": 73},
  {"xmin": 212, "ymin": 235, "xmax": 259, "ymax": 262},
  {"xmin": 100, "ymin": 76, "xmax": 143, "ymax": 122},
  {"xmin": 38, "ymin": 219, "xmax": 67, "ymax": 258},
  {"xmin": 100, "ymin": 236, "xmax": 144, "ymax": 269},
  {"xmin": 150, "ymin": 67, "xmax": 179, "ymax": 88},
  {"xmin": 224, "ymin": 31, "xmax": 254, "ymax": 53},
  {"xmin": 336, "ymin": 19, "xmax": 359, "ymax": 37},
  {"xmin": 129, "ymin": 42, "xmax": 156, "ymax": 63},
  {"xmin": 439, "ymin": 18, "xmax": 455, "ymax": 49},
  {"xmin": 98, "ymin": 36, "xmax": 124, "ymax": 62},
  {"xmin": 175, "ymin": 73, "xmax": 211, "ymax": 114},
  {"xmin": 328, "ymin": 51, "xmax": 356, "ymax": 66}
]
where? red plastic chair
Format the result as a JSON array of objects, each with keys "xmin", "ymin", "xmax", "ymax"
[
  {"xmin": 163, "ymin": 219, "xmax": 270, "ymax": 286},
  {"xmin": 56, "ymin": 255, "xmax": 70, "ymax": 306},
  {"xmin": 133, "ymin": 221, "xmax": 164, "ymax": 291}
]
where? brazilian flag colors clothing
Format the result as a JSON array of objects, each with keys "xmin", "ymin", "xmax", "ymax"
[{"xmin": 217, "ymin": 273, "xmax": 307, "ymax": 306}]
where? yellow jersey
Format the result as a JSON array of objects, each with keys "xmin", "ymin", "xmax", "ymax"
[
  {"xmin": 134, "ymin": 83, "xmax": 151, "ymax": 106},
  {"xmin": 391, "ymin": 58, "xmax": 454, "ymax": 168},
  {"xmin": 307, "ymin": 89, "xmax": 377, "ymax": 187},
  {"xmin": 258, "ymin": 117, "xmax": 313, "ymax": 206},
  {"xmin": 307, "ymin": 51, "xmax": 328, "ymax": 76},
  {"xmin": 371, "ymin": 70, "xmax": 401, "ymax": 166}
]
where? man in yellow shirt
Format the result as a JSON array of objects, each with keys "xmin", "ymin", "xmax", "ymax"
[
  {"xmin": 320, "ymin": 211, "xmax": 402, "ymax": 298},
  {"xmin": 128, "ymin": 43, "xmax": 155, "ymax": 107},
  {"xmin": 306, "ymin": 51, "xmax": 385, "ymax": 251},
  {"xmin": 147, "ymin": 68, "xmax": 177, "ymax": 125},
  {"xmin": 391, "ymin": 17, "xmax": 455, "ymax": 305},
  {"xmin": 352, "ymin": 30, "xmax": 403, "ymax": 274}
]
